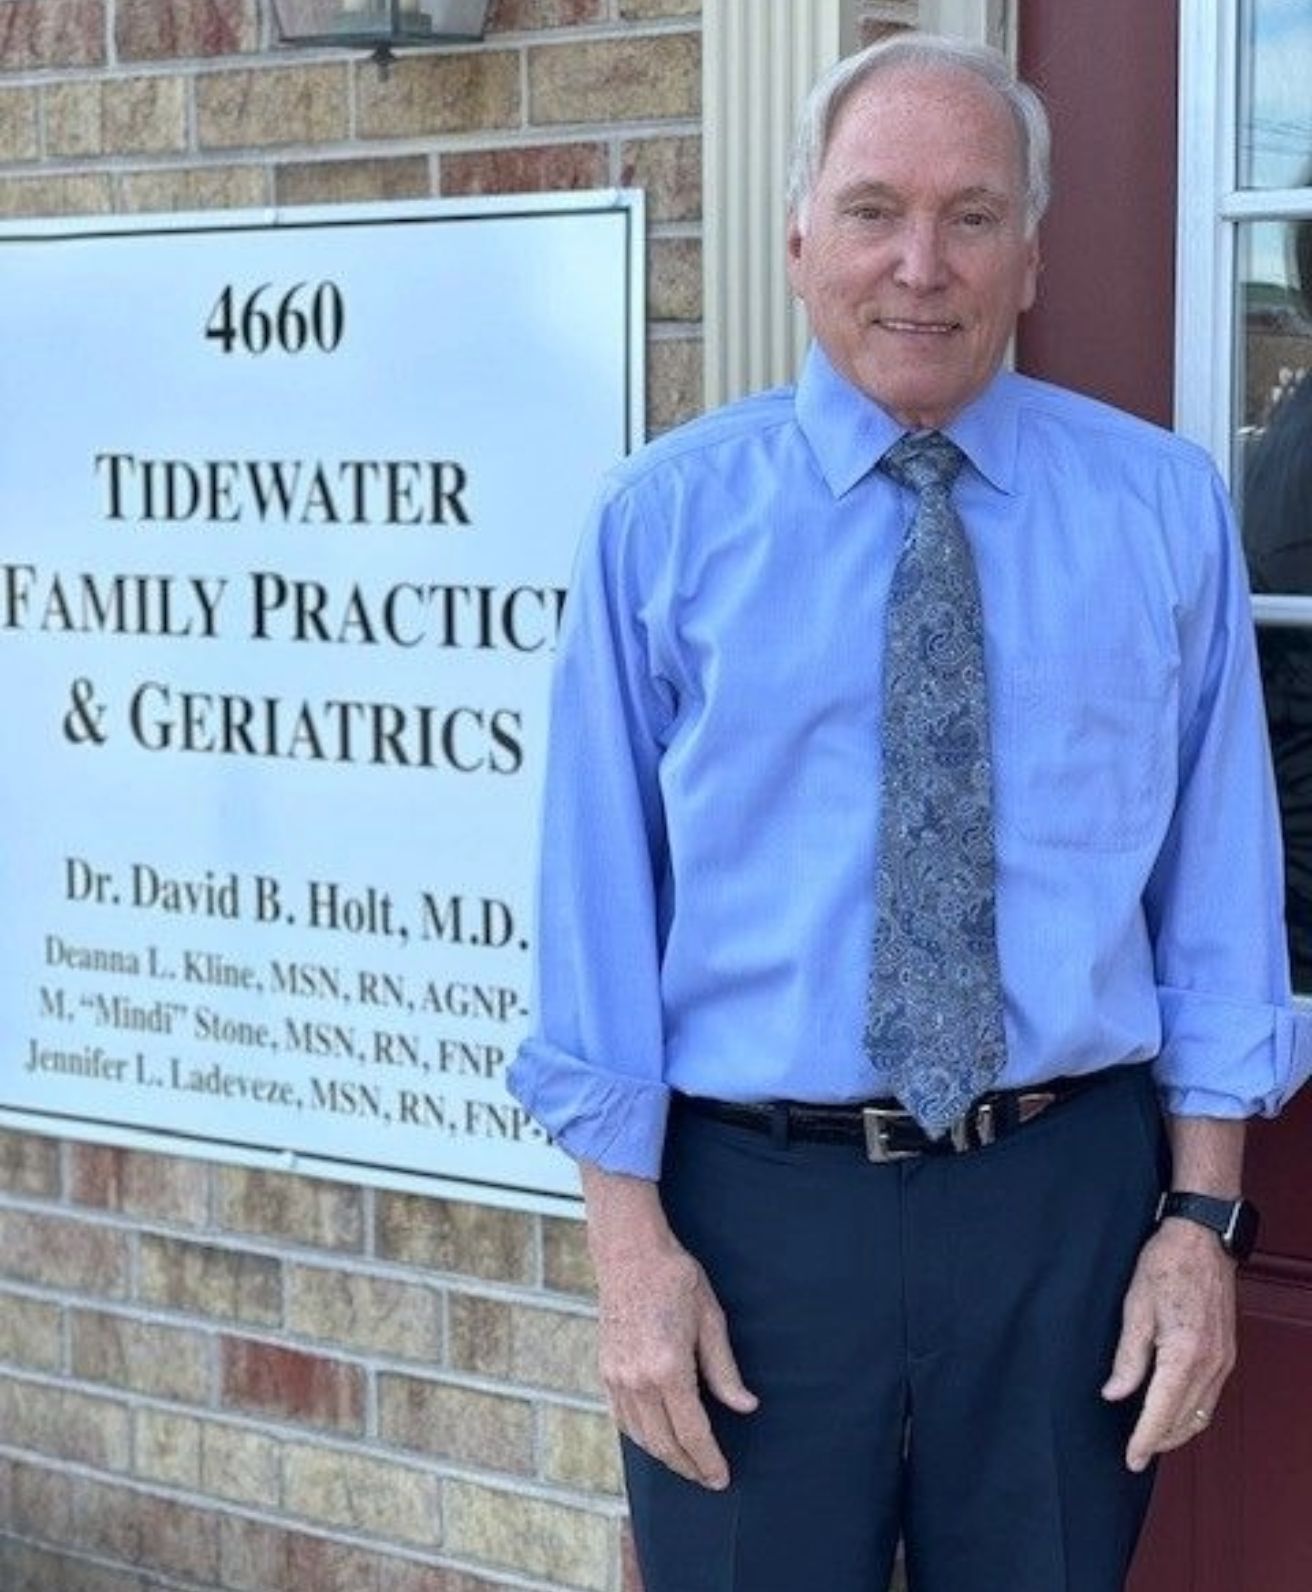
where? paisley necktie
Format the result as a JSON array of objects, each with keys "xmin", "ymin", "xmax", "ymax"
[{"xmin": 864, "ymin": 431, "xmax": 1008, "ymax": 1137}]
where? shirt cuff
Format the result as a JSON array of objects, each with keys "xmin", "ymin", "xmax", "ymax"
[
  {"xmin": 1154, "ymin": 984, "xmax": 1312, "ymax": 1117},
  {"xmin": 506, "ymin": 1038, "xmax": 670, "ymax": 1179}
]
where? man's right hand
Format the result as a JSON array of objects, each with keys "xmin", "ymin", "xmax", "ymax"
[{"xmin": 581, "ymin": 1161, "xmax": 759, "ymax": 1490}]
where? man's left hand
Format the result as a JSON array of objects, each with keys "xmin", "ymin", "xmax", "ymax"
[{"xmin": 1101, "ymin": 1217, "xmax": 1237, "ymax": 1472}]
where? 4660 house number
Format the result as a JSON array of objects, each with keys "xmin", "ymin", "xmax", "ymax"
[{"xmin": 204, "ymin": 281, "xmax": 345, "ymax": 356}]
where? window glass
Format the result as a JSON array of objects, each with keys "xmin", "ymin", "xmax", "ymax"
[
  {"xmin": 1236, "ymin": 213, "xmax": 1312, "ymax": 987},
  {"xmin": 1192, "ymin": 4, "xmax": 1312, "ymax": 987},
  {"xmin": 1238, "ymin": 0, "xmax": 1312, "ymax": 190},
  {"xmin": 1236, "ymin": 218, "xmax": 1312, "ymax": 591},
  {"xmin": 1257, "ymin": 629, "xmax": 1312, "ymax": 989}
]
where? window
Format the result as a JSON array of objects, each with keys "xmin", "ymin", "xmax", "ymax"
[{"xmin": 1179, "ymin": 0, "xmax": 1312, "ymax": 989}]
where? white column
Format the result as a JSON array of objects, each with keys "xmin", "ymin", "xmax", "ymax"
[{"xmin": 701, "ymin": 0, "xmax": 858, "ymax": 408}]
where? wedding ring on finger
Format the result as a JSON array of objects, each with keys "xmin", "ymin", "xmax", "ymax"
[{"xmin": 1191, "ymin": 1407, "xmax": 1212, "ymax": 1427}]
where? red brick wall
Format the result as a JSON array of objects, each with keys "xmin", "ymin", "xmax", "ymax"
[{"xmin": 0, "ymin": 1133, "xmax": 621, "ymax": 1589}]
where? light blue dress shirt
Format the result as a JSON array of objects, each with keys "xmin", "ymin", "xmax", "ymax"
[{"xmin": 508, "ymin": 344, "xmax": 1310, "ymax": 1179}]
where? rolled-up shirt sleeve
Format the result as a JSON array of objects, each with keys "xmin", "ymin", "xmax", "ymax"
[
  {"xmin": 507, "ymin": 480, "xmax": 676, "ymax": 1178},
  {"xmin": 1146, "ymin": 466, "xmax": 1312, "ymax": 1117}
]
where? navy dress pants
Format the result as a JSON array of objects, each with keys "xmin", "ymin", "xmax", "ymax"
[{"xmin": 623, "ymin": 1065, "xmax": 1166, "ymax": 1592}]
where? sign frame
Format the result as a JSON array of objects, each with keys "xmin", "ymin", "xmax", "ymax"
[{"xmin": 0, "ymin": 191, "xmax": 647, "ymax": 1217}]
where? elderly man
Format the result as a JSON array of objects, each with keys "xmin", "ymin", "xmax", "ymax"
[{"xmin": 509, "ymin": 32, "xmax": 1306, "ymax": 1592}]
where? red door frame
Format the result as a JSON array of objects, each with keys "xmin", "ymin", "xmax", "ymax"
[{"xmin": 1016, "ymin": 0, "xmax": 1178, "ymax": 426}]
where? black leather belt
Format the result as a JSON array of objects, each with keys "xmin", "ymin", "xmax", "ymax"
[{"xmin": 674, "ymin": 1073, "xmax": 1105, "ymax": 1162}]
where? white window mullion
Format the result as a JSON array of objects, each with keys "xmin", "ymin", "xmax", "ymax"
[
  {"xmin": 1253, "ymin": 595, "xmax": 1312, "ymax": 627},
  {"xmin": 1222, "ymin": 189, "xmax": 1312, "ymax": 220},
  {"xmin": 1176, "ymin": 0, "xmax": 1237, "ymax": 470}
]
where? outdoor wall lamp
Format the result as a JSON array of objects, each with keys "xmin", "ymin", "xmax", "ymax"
[{"xmin": 272, "ymin": 1, "xmax": 492, "ymax": 76}]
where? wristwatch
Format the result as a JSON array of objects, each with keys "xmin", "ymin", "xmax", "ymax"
[{"xmin": 1156, "ymin": 1190, "xmax": 1260, "ymax": 1262}]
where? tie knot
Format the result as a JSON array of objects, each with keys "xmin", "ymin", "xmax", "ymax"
[{"xmin": 879, "ymin": 431, "xmax": 965, "ymax": 496}]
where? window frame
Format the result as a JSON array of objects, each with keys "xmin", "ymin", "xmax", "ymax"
[
  {"xmin": 1178, "ymin": 0, "xmax": 1312, "ymax": 998},
  {"xmin": 1177, "ymin": 0, "xmax": 1312, "ymax": 630}
]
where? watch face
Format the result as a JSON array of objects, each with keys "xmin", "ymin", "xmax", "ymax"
[{"xmin": 1229, "ymin": 1200, "xmax": 1260, "ymax": 1261}]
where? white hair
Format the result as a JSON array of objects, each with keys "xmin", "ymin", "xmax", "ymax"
[{"xmin": 787, "ymin": 32, "xmax": 1052, "ymax": 234}]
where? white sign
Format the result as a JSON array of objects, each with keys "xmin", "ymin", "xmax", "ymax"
[{"xmin": 0, "ymin": 195, "xmax": 644, "ymax": 1214}]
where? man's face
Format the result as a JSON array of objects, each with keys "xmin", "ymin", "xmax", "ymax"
[{"xmin": 787, "ymin": 65, "xmax": 1040, "ymax": 429}]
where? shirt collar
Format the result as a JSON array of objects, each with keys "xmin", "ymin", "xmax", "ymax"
[{"xmin": 795, "ymin": 341, "xmax": 1022, "ymax": 499}]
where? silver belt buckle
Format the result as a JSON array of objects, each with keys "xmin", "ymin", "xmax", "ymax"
[{"xmin": 862, "ymin": 1106, "xmax": 920, "ymax": 1163}]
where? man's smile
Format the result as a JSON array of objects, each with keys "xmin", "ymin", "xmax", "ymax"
[{"xmin": 874, "ymin": 316, "xmax": 962, "ymax": 334}]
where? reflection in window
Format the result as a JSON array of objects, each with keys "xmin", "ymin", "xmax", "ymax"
[
  {"xmin": 1258, "ymin": 630, "xmax": 1312, "ymax": 991},
  {"xmin": 1238, "ymin": 218, "xmax": 1312, "ymax": 591},
  {"xmin": 1239, "ymin": 0, "xmax": 1312, "ymax": 190},
  {"xmin": 1240, "ymin": 206, "xmax": 1312, "ymax": 991}
]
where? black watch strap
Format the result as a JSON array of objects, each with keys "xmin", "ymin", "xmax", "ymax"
[{"xmin": 1156, "ymin": 1190, "xmax": 1259, "ymax": 1261}]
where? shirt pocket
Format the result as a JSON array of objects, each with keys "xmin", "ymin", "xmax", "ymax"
[{"xmin": 998, "ymin": 654, "xmax": 1177, "ymax": 852}]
